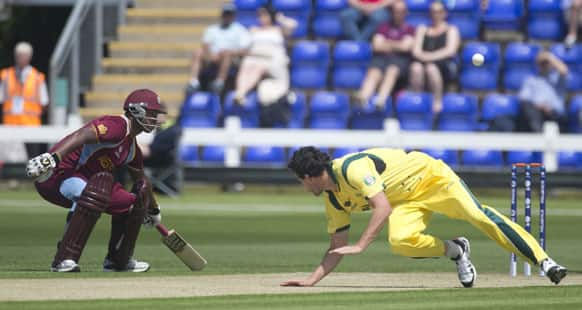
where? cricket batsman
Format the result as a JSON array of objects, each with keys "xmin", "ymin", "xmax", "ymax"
[
  {"xmin": 26, "ymin": 89, "xmax": 165, "ymax": 272},
  {"xmin": 283, "ymin": 146, "xmax": 568, "ymax": 288}
]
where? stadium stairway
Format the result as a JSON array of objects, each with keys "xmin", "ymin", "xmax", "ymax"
[{"xmin": 83, "ymin": 0, "xmax": 229, "ymax": 120}]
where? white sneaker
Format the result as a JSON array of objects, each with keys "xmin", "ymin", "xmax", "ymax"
[
  {"xmin": 452, "ymin": 237, "xmax": 477, "ymax": 288},
  {"xmin": 103, "ymin": 258, "xmax": 150, "ymax": 273},
  {"xmin": 541, "ymin": 258, "xmax": 567, "ymax": 285},
  {"xmin": 51, "ymin": 259, "xmax": 80, "ymax": 272}
]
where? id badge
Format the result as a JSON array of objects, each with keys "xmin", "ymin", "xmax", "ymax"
[{"xmin": 11, "ymin": 96, "xmax": 24, "ymax": 114}]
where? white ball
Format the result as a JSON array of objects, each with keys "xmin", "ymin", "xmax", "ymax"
[{"xmin": 472, "ymin": 53, "xmax": 485, "ymax": 66}]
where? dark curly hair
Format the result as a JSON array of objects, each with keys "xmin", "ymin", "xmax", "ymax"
[{"xmin": 287, "ymin": 146, "xmax": 331, "ymax": 179}]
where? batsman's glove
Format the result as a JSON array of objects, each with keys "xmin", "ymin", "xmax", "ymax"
[
  {"xmin": 143, "ymin": 207, "xmax": 162, "ymax": 229},
  {"xmin": 26, "ymin": 153, "xmax": 59, "ymax": 178}
]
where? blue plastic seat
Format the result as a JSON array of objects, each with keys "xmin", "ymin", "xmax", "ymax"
[
  {"xmin": 313, "ymin": 0, "xmax": 348, "ymax": 38},
  {"xmin": 223, "ymin": 92, "xmax": 260, "ymax": 128},
  {"xmin": 351, "ymin": 95, "xmax": 392, "ymax": 130},
  {"xmin": 527, "ymin": 0, "xmax": 564, "ymax": 40},
  {"xmin": 482, "ymin": 0, "xmax": 524, "ymax": 31},
  {"xmin": 568, "ymin": 95, "xmax": 582, "ymax": 132},
  {"xmin": 291, "ymin": 41, "xmax": 330, "ymax": 89},
  {"xmin": 309, "ymin": 91, "xmax": 350, "ymax": 129},
  {"xmin": 234, "ymin": 0, "xmax": 267, "ymax": 27},
  {"xmin": 481, "ymin": 94, "xmax": 520, "ymax": 121},
  {"xmin": 332, "ymin": 41, "xmax": 372, "ymax": 89},
  {"xmin": 244, "ymin": 146, "xmax": 286, "ymax": 165},
  {"xmin": 180, "ymin": 145, "xmax": 199, "ymax": 165},
  {"xmin": 462, "ymin": 150, "xmax": 504, "ymax": 167},
  {"xmin": 550, "ymin": 44, "xmax": 582, "ymax": 91},
  {"xmin": 201, "ymin": 146, "xmax": 225, "ymax": 162},
  {"xmin": 446, "ymin": 0, "xmax": 480, "ymax": 40},
  {"xmin": 288, "ymin": 91, "xmax": 307, "ymax": 128},
  {"xmin": 438, "ymin": 93, "xmax": 478, "ymax": 131},
  {"xmin": 507, "ymin": 151, "xmax": 542, "ymax": 164},
  {"xmin": 503, "ymin": 43, "xmax": 541, "ymax": 91},
  {"xmin": 395, "ymin": 92, "xmax": 433, "ymax": 131},
  {"xmin": 405, "ymin": 0, "xmax": 431, "ymax": 26},
  {"xmin": 460, "ymin": 42, "xmax": 501, "ymax": 91},
  {"xmin": 180, "ymin": 92, "xmax": 221, "ymax": 128},
  {"xmin": 423, "ymin": 148, "xmax": 459, "ymax": 166},
  {"xmin": 558, "ymin": 151, "xmax": 580, "ymax": 169},
  {"xmin": 273, "ymin": 0, "xmax": 311, "ymax": 38},
  {"xmin": 333, "ymin": 147, "xmax": 360, "ymax": 158}
]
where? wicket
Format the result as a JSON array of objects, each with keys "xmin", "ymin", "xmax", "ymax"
[{"xmin": 510, "ymin": 163, "xmax": 546, "ymax": 277}]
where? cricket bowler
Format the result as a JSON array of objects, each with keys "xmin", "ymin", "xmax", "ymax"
[
  {"xmin": 283, "ymin": 146, "xmax": 568, "ymax": 287},
  {"xmin": 26, "ymin": 89, "xmax": 165, "ymax": 272}
]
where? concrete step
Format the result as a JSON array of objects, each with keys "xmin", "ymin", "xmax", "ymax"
[
  {"xmin": 118, "ymin": 24, "xmax": 206, "ymax": 42},
  {"xmin": 126, "ymin": 8, "xmax": 219, "ymax": 24},
  {"xmin": 109, "ymin": 41, "xmax": 199, "ymax": 58},
  {"xmin": 85, "ymin": 91, "xmax": 183, "ymax": 111},
  {"xmin": 102, "ymin": 57, "xmax": 190, "ymax": 74},
  {"xmin": 92, "ymin": 74, "xmax": 189, "ymax": 93},
  {"xmin": 134, "ymin": 0, "xmax": 229, "ymax": 9}
]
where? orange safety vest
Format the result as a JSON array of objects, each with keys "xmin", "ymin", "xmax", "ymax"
[{"xmin": 1, "ymin": 66, "xmax": 45, "ymax": 126}]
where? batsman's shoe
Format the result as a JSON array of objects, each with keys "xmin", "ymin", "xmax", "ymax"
[
  {"xmin": 103, "ymin": 258, "xmax": 150, "ymax": 273},
  {"xmin": 452, "ymin": 237, "xmax": 477, "ymax": 288},
  {"xmin": 542, "ymin": 258, "xmax": 567, "ymax": 285},
  {"xmin": 51, "ymin": 259, "xmax": 80, "ymax": 272}
]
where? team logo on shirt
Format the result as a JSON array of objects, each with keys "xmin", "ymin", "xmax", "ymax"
[
  {"xmin": 97, "ymin": 124, "xmax": 108, "ymax": 135},
  {"xmin": 364, "ymin": 175, "xmax": 376, "ymax": 186}
]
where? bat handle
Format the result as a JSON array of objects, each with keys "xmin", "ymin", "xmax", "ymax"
[{"xmin": 156, "ymin": 224, "xmax": 170, "ymax": 236}]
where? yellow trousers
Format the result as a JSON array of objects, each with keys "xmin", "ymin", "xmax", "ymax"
[{"xmin": 387, "ymin": 159, "xmax": 548, "ymax": 265}]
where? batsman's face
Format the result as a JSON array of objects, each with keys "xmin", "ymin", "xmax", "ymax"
[{"xmin": 300, "ymin": 175, "xmax": 325, "ymax": 197}]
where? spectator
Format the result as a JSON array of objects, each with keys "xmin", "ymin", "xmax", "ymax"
[
  {"xmin": 0, "ymin": 41, "xmax": 49, "ymax": 158},
  {"xmin": 257, "ymin": 79, "xmax": 297, "ymax": 127},
  {"xmin": 233, "ymin": 6, "xmax": 297, "ymax": 105},
  {"xmin": 563, "ymin": 0, "xmax": 582, "ymax": 47},
  {"xmin": 409, "ymin": 1, "xmax": 460, "ymax": 114},
  {"xmin": 358, "ymin": 0, "xmax": 414, "ymax": 109},
  {"xmin": 340, "ymin": 0, "xmax": 393, "ymax": 41},
  {"xmin": 517, "ymin": 51, "xmax": 568, "ymax": 132},
  {"xmin": 187, "ymin": 4, "xmax": 250, "ymax": 95}
]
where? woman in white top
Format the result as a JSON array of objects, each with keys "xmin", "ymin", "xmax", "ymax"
[{"xmin": 234, "ymin": 6, "xmax": 297, "ymax": 105}]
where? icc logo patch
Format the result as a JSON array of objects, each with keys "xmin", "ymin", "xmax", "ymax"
[
  {"xmin": 97, "ymin": 124, "xmax": 108, "ymax": 135},
  {"xmin": 363, "ymin": 175, "xmax": 376, "ymax": 186}
]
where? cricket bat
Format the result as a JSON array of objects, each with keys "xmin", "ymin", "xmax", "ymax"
[{"xmin": 156, "ymin": 224, "xmax": 207, "ymax": 271}]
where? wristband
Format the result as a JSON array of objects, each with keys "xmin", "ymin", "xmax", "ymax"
[{"xmin": 51, "ymin": 153, "xmax": 61, "ymax": 165}]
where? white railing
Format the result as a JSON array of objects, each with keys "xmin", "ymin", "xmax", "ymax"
[{"xmin": 1, "ymin": 118, "xmax": 581, "ymax": 172}]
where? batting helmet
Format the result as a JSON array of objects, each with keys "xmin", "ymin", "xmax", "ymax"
[{"xmin": 123, "ymin": 89, "xmax": 166, "ymax": 133}]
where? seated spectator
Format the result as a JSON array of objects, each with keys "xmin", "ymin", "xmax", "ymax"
[
  {"xmin": 340, "ymin": 0, "xmax": 392, "ymax": 41},
  {"xmin": 358, "ymin": 0, "xmax": 414, "ymax": 109},
  {"xmin": 563, "ymin": 0, "xmax": 582, "ymax": 46},
  {"xmin": 187, "ymin": 4, "xmax": 250, "ymax": 95},
  {"xmin": 409, "ymin": 1, "xmax": 460, "ymax": 114},
  {"xmin": 257, "ymin": 79, "xmax": 296, "ymax": 127},
  {"xmin": 517, "ymin": 51, "xmax": 568, "ymax": 132},
  {"xmin": 233, "ymin": 6, "xmax": 297, "ymax": 105}
]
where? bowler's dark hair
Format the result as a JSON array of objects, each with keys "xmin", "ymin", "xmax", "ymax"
[{"xmin": 287, "ymin": 146, "xmax": 331, "ymax": 179}]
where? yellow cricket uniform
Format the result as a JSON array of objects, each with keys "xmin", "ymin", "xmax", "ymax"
[{"xmin": 324, "ymin": 148, "xmax": 548, "ymax": 265}]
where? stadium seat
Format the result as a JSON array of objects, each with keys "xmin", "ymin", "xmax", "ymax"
[
  {"xmin": 180, "ymin": 92, "xmax": 221, "ymax": 128},
  {"xmin": 244, "ymin": 146, "xmax": 286, "ymax": 165},
  {"xmin": 288, "ymin": 91, "xmax": 307, "ymax": 128},
  {"xmin": 234, "ymin": 0, "xmax": 266, "ymax": 27},
  {"xmin": 309, "ymin": 91, "xmax": 350, "ymax": 129},
  {"xmin": 438, "ymin": 93, "xmax": 478, "ymax": 131},
  {"xmin": 223, "ymin": 92, "xmax": 260, "ymax": 128},
  {"xmin": 446, "ymin": 0, "xmax": 480, "ymax": 40},
  {"xmin": 395, "ymin": 91, "xmax": 433, "ymax": 131},
  {"xmin": 423, "ymin": 148, "xmax": 459, "ymax": 166},
  {"xmin": 558, "ymin": 151, "xmax": 580, "ymax": 169},
  {"xmin": 333, "ymin": 147, "xmax": 360, "ymax": 158},
  {"xmin": 291, "ymin": 41, "xmax": 330, "ymax": 89},
  {"xmin": 351, "ymin": 95, "xmax": 393, "ymax": 130},
  {"xmin": 568, "ymin": 95, "xmax": 582, "ymax": 133},
  {"xmin": 507, "ymin": 151, "xmax": 542, "ymax": 164},
  {"xmin": 481, "ymin": 93, "xmax": 520, "ymax": 121},
  {"xmin": 482, "ymin": 0, "xmax": 524, "ymax": 31},
  {"xmin": 550, "ymin": 44, "xmax": 582, "ymax": 91},
  {"xmin": 503, "ymin": 43, "xmax": 541, "ymax": 91},
  {"xmin": 201, "ymin": 145, "xmax": 225, "ymax": 162},
  {"xmin": 527, "ymin": 0, "xmax": 564, "ymax": 40},
  {"xmin": 405, "ymin": 0, "xmax": 431, "ymax": 26},
  {"xmin": 462, "ymin": 150, "xmax": 504, "ymax": 167},
  {"xmin": 180, "ymin": 145, "xmax": 199, "ymax": 165},
  {"xmin": 332, "ymin": 41, "xmax": 372, "ymax": 89},
  {"xmin": 313, "ymin": 0, "xmax": 348, "ymax": 38},
  {"xmin": 460, "ymin": 42, "xmax": 501, "ymax": 91},
  {"xmin": 273, "ymin": 0, "xmax": 311, "ymax": 38}
]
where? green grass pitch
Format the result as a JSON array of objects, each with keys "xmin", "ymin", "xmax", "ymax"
[{"xmin": 0, "ymin": 185, "xmax": 581, "ymax": 309}]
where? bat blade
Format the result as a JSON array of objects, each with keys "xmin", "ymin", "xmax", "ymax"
[{"xmin": 157, "ymin": 224, "xmax": 207, "ymax": 271}]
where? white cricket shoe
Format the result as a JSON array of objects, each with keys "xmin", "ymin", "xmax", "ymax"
[
  {"xmin": 541, "ymin": 258, "xmax": 567, "ymax": 285},
  {"xmin": 103, "ymin": 258, "xmax": 150, "ymax": 273},
  {"xmin": 452, "ymin": 237, "xmax": 477, "ymax": 288},
  {"xmin": 51, "ymin": 259, "xmax": 80, "ymax": 272}
]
